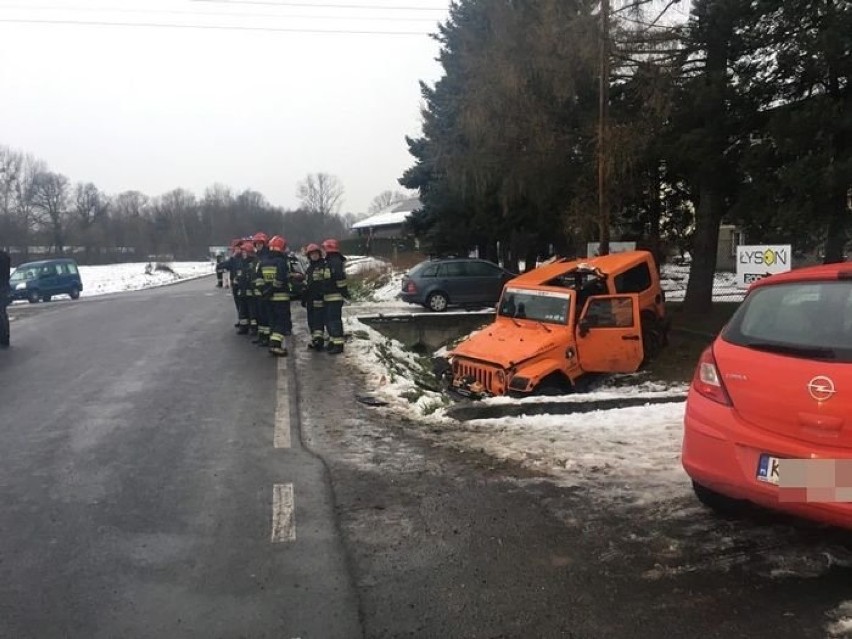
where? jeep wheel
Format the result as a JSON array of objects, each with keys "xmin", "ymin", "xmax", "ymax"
[
  {"xmin": 27, "ymin": 291, "xmax": 40, "ymax": 304},
  {"xmin": 426, "ymin": 291, "xmax": 449, "ymax": 312},
  {"xmin": 69, "ymin": 287, "xmax": 80, "ymax": 300}
]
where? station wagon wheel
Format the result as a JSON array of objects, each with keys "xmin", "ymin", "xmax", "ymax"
[
  {"xmin": 69, "ymin": 287, "xmax": 80, "ymax": 300},
  {"xmin": 426, "ymin": 291, "xmax": 449, "ymax": 312}
]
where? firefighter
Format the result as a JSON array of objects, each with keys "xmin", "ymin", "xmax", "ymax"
[
  {"xmin": 236, "ymin": 241, "xmax": 257, "ymax": 335},
  {"xmin": 0, "ymin": 249, "xmax": 10, "ymax": 348},
  {"xmin": 321, "ymin": 238, "xmax": 348, "ymax": 354},
  {"xmin": 302, "ymin": 243, "xmax": 326, "ymax": 349},
  {"xmin": 218, "ymin": 241, "xmax": 243, "ymax": 326},
  {"xmin": 266, "ymin": 235, "xmax": 292, "ymax": 357},
  {"xmin": 215, "ymin": 252, "xmax": 225, "ymax": 287},
  {"xmin": 251, "ymin": 232, "xmax": 271, "ymax": 346}
]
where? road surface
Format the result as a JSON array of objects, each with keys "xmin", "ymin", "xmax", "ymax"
[{"xmin": 2, "ymin": 277, "xmax": 852, "ymax": 638}]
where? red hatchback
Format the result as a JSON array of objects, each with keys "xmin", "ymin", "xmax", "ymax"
[{"xmin": 682, "ymin": 263, "xmax": 852, "ymax": 529}]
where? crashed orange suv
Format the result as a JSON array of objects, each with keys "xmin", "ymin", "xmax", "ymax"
[{"xmin": 448, "ymin": 250, "xmax": 668, "ymax": 397}]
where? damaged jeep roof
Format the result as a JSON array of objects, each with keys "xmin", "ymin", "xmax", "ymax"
[{"xmin": 510, "ymin": 251, "xmax": 653, "ymax": 289}]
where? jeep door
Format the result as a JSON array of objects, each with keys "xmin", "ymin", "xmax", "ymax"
[{"xmin": 576, "ymin": 294, "xmax": 644, "ymax": 373}]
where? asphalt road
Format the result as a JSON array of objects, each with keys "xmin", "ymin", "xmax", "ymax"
[
  {"xmin": 3, "ymin": 278, "xmax": 852, "ymax": 639},
  {"xmin": 0, "ymin": 280, "xmax": 359, "ymax": 639}
]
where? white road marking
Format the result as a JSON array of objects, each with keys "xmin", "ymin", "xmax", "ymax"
[
  {"xmin": 271, "ymin": 483, "xmax": 296, "ymax": 543},
  {"xmin": 275, "ymin": 357, "xmax": 291, "ymax": 449}
]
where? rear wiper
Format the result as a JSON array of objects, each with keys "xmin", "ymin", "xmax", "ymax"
[
  {"xmin": 537, "ymin": 321, "xmax": 552, "ymax": 333},
  {"xmin": 745, "ymin": 341, "xmax": 836, "ymax": 360}
]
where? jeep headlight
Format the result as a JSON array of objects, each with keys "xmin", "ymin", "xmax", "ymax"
[{"xmin": 15, "ymin": 282, "xmax": 26, "ymax": 291}]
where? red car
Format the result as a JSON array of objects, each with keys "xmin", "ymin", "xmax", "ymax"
[{"xmin": 682, "ymin": 262, "xmax": 852, "ymax": 529}]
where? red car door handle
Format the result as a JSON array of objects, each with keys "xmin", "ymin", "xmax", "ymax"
[{"xmin": 621, "ymin": 335, "xmax": 640, "ymax": 341}]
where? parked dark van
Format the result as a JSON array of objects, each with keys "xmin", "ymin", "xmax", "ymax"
[{"xmin": 9, "ymin": 258, "xmax": 84, "ymax": 303}]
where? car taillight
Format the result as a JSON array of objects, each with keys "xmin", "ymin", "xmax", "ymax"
[
  {"xmin": 406, "ymin": 281, "xmax": 417, "ymax": 293},
  {"xmin": 692, "ymin": 346, "xmax": 732, "ymax": 406}
]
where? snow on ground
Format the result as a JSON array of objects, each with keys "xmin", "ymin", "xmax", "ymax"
[
  {"xmin": 827, "ymin": 602, "xmax": 852, "ymax": 638},
  {"xmin": 345, "ymin": 256, "xmax": 392, "ymax": 276},
  {"xmin": 77, "ymin": 262, "xmax": 215, "ymax": 298},
  {"xmin": 660, "ymin": 263, "xmax": 744, "ymax": 302},
  {"xmin": 345, "ymin": 315, "xmax": 690, "ymax": 505}
]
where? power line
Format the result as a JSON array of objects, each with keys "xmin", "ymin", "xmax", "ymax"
[
  {"xmin": 192, "ymin": 0, "xmax": 448, "ymax": 12},
  {"xmin": 0, "ymin": 3, "xmax": 439, "ymax": 22},
  {"xmin": 0, "ymin": 17, "xmax": 432, "ymax": 34}
]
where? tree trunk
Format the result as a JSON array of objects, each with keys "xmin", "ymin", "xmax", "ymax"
[
  {"xmin": 683, "ymin": 184, "xmax": 723, "ymax": 314},
  {"xmin": 823, "ymin": 189, "xmax": 848, "ymax": 264}
]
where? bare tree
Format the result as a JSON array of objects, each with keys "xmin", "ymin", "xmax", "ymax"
[
  {"xmin": 30, "ymin": 171, "xmax": 70, "ymax": 254},
  {"xmin": 367, "ymin": 190, "xmax": 410, "ymax": 214},
  {"xmin": 74, "ymin": 182, "xmax": 109, "ymax": 258},
  {"xmin": 296, "ymin": 173, "xmax": 344, "ymax": 217}
]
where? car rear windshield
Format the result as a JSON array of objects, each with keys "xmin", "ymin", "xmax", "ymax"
[
  {"xmin": 723, "ymin": 281, "xmax": 852, "ymax": 362},
  {"xmin": 498, "ymin": 289, "xmax": 570, "ymax": 325}
]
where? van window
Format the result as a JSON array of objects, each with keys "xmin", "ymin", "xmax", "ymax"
[
  {"xmin": 67, "ymin": 263, "xmax": 79, "ymax": 275},
  {"xmin": 614, "ymin": 263, "xmax": 652, "ymax": 294}
]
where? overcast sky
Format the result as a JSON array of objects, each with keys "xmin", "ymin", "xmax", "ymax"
[{"xmin": 0, "ymin": 0, "xmax": 447, "ymax": 214}]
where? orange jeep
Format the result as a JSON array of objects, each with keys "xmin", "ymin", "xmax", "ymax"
[{"xmin": 448, "ymin": 250, "xmax": 668, "ymax": 397}]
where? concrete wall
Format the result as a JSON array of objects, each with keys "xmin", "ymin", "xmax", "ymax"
[{"xmin": 358, "ymin": 311, "xmax": 496, "ymax": 351}]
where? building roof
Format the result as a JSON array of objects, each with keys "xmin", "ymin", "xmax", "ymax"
[{"xmin": 351, "ymin": 197, "xmax": 421, "ymax": 230}]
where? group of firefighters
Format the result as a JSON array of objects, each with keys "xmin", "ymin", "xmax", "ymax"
[{"xmin": 216, "ymin": 233, "xmax": 348, "ymax": 357}]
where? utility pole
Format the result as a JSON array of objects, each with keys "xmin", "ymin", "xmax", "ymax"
[{"xmin": 597, "ymin": 0, "xmax": 611, "ymax": 256}]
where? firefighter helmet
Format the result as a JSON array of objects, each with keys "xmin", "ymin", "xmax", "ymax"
[
  {"xmin": 322, "ymin": 239, "xmax": 340, "ymax": 253},
  {"xmin": 305, "ymin": 243, "xmax": 322, "ymax": 255},
  {"xmin": 269, "ymin": 235, "xmax": 287, "ymax": 252},
  {"xmin": 241, "ymin": 241, "xmax": 256, "ymax": 255},
  {"xmin": 252, "ymin": 232, "xmax": 269, "ymax": 245}
]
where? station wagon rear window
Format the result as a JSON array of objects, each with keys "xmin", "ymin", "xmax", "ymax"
[
  {"xmin": 499, "ymin": 288, "xmax": 570, "ymax": 324},
  {"xmin": 723, "ymin": 281, "xmax": 852, "ymax": 362}
]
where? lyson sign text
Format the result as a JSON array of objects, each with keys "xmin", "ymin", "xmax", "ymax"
[{"xmin": 736, "ymin": 245, "xmax": 792, "ymax": 288}]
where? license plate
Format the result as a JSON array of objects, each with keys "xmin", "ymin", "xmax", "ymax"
[{"xmin": 756, "ymin": 454, "xmax": 781, "ymax": 485}]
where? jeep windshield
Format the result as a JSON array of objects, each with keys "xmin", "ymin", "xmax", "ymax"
[
  {"xmin": 723, "ymin": 281, "xmax": 852, "ymax": 362},
  {"xmin": 498, "ymin": 288, "xmax": 570, "ymax": 325}
]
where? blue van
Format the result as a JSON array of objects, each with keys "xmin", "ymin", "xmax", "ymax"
[{"xmin": 9, "ymin": 258, "xmax": 84, "ymax": 303}]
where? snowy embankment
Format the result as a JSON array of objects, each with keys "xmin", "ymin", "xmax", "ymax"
[
  {"xmin": 79, "ymin": 262, "xmax": 215, "ymax": 297},
  {"xmin": 345, "ymin": 314, "xmax": 689, "ymax": 504}
]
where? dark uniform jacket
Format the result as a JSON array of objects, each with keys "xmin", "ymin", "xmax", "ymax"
[
  {"xmin": 322, "ymin": 252, "xmax": 348, "ymax": 302},
  {"xmin": 0, "ymin": 250, "xmax": 10, "ymax": 305},
  {"xmin": 305, "ymin": 258, "xmax": 327, "ymax": 306},
  {"xmin": 236, "ymin": 256, "xmax": 256, "ymax": 297},
  {"xmin": 256, "ymin": 250, "xmax": 290, "ymax": 302}
]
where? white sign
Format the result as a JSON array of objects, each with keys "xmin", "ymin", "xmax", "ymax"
[
  {"xmin": 586, "ymin": 242, "xmax": 636, "ymax": 257},
  {"xmin": 736, "ymin": 245, "xmax": 792, "ymax": 288}
]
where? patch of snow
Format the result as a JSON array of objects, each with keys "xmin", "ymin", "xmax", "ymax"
[
  {"xmin": 371, "ymin": 271, "xmax": 405, "ymax": 303},
  {"xmin": 827, "ymin": 602, "xmax": 852, "ymax": 637},
  {"xmin": 345, "ymin": 256, "xmax": 392, "ymax": 276}
]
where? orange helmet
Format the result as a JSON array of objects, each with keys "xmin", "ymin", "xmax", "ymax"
[
  {"xmin": 305, "ymin": 243, "xmax": 322, "ymax": 254},
  {"xmin": 322, "ymin": 239, "xmax": 340, "ymax": 253},
  {"xmin": 268, "ymin": 235, "xmax": 287, "ymax": 252},
  {"xmin": 252, "ymin": 232, "xmax": 268, "ymax": 245},
  {"xmin": 241, "ymin": 241, "xmax": 256, "ymax": 255}
]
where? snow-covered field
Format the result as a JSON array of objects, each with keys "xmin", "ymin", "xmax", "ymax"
[
  {"xmin": 79, "ymin": 262, "xmax": 215, "ymax": 297},
  {"xmin": 11, "ymin": 261, "xmax": 216, "ymax": 302}
]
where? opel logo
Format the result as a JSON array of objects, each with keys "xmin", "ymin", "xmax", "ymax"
[{"xmin": 807, "ymin": 376, "xmax": 837, "ymax": 402}]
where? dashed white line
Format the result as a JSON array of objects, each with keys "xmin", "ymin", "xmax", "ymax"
[
  {"xmin": 274, "ymin": 357, "xmax": 291, "ymax": 449},
  {"xmin": 271, "ymin": 483, "xmax": 296, "ymax": 543}
]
